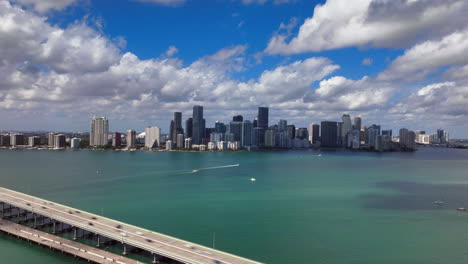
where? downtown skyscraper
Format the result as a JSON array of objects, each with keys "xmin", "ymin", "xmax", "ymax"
[
  {"xmin": 192, "ymin": 105, "xmax": 205, "ymax": 144},
  {"xmin": 257, "ymin": 107, "xmax": 269, "ymax": 130}
]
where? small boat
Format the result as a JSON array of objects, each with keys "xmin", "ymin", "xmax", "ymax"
[
  {"xmin": 317, "ymin": 154, "xmax": 322, "ymax": 157},
  {"xmin": 434, "ymin": 200, "xmax": 445, "ymax": 205},
  {"xmin": 192, "ymin": 169, "xmax": 199, "ymax": 173},
  {"xmin": 250, "ymin": 178, "xmax": 256, "ymax": 182},
  {"xmin": 456, "ymin": 207, "xmax": 466, "ymax": 211}
]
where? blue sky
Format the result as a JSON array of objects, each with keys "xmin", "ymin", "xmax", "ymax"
[{"xmin": 1, "ymin": 0, "xmax": 468, "ymax": 137}]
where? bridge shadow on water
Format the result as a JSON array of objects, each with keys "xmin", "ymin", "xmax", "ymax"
[{"xmin": 360, "ymin": 181, "xmax": 468, "ymax": 210}]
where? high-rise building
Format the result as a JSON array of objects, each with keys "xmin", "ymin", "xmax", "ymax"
[
  {"xmin": 126, "ymin": 130, "xmax": 136, "ymax": 148},
  {"xmin": 233, "ymin": 115, "xmax": 243, "ymax": 122},
  {"xmin": 1, "ymin": 135, "xmax": 10, "ymax": 146},
  {"xmin": 192, "ymin": 105, "xmax": 204, "ymax": 144},
  {"xmin": 253, "ymin": 127, "xmax": 265, "ymax": 147},
  {"xmin": 342, "ymin": 114, "xmax": 352, "ymax": 144},
  {"xmin": 228, "ymin": 121, "xmax": 242, "ymax": 142},
  {"xmin": 10, "ymin": 133, "xmax": 25, "ymax": 147},
  {"xmin": 382, "ymin": 129, "xmax": 392, "ymax": 137},
  {"xmin": 253, "ymin": 119, "xmax": 258, "ymax": 128},
  {"xmin": 264, "ymin": 129, "xmax": 275, "ymax": 147},
  {"xmin": 257, "ymin": 107, "xmax": 269, "ymax": 129},
  {"xmin": 71, "ymin": 138, "xmax": 80, "ymax": 149},
  {"xmin": 399, "ymin": 128, "xmax": 416, "ymax": 150},
  {"xmin": 354, "ymin": 117, "xmax": 362, "ymax": 130},
  {"xmin": 367, "ymin": 124, "xmax": 381, "ymax": 148},
  {"xmin": 287, "ymin": 125, "xmax": 296, "ymax": 139},
  {"xmin": 214, "ymin": 121, "xmax": 226, "ymax": 134},
  {"xmin": 48, "ymin": 132, "xmax": 56, "ymax": 148},
  {"xmin": 278, "ymin": 120, "xmax": 287, "ymax": 132},
  {"xmin": 166, "ymin": 140, "xmax": 173, "ymax": 150},
  {"xmin": 297, "ymin": 128, "xmax": 309, "ymax": 140},
  {"xmin": 90, "ymin": 117, "xmax": 109, "ymax": 146},
  {"xmin": 309, "ymin": 123, "xmax": 320, "ymax": 144},
  {"xmin": 171, "ymin": 112, "xmax": 184, "ymax": 146},
  {"xmin": 145, "ymin": 126, "xmax": 160, "ymax": 149},
  {"xmin": 112, "ymin": 132, "xmax": 122, "ymax": 147},
  {"xmin": 320, "ymin": 121, "xmax": 338, "ymax": 148},
  {"xmin": 210, "ymin": 132, "xmax": 224, "ymax": 143},
  {"xmin": 176, "ymin": 134, "xmax": 184, "ymax": 148},
  {"xmin": 29, "ymin": 136, "xmax": 40, "ymax": 147},
  {"xmin": 241, "ymin": 120, "xmax": 253, "ymax": 147},
  {"xmin": 336, "ymin": 122, "xmax": 343, "ymax": 146},
  {"xmin": 184, "ymin": 138, "xmax": 192, "ymax": 149},
  {"xmin": 185, "ymin": 118, "xmax": 193, "ymax": 138},
  {"xmin": 53, "ymin": 134, "xmax": 66, "ymax": 149}
]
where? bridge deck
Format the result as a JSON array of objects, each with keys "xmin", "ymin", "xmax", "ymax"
[
  {"xmin": 0, "ymin": 187, "xmax": 263, "ymax": 264},
  {"xmin": 0, "ymin": 218, "xmax": 143, "ymax": 264}
]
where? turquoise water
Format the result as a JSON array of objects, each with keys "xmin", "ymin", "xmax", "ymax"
[{"xmin": 1, "ymin": 148, "xmax": 468, "ymax": 264}]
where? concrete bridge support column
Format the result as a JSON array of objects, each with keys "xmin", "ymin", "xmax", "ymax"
[
  {"xmin": 33, "ymin": 213, "xmax": 37, "ymax": 228},
  {"xmin": 96, "ymin": 234, "xmax": 100, "ymax": 247},
  {"xmin": 123, "ymin": 244, "xmax": 128, "ymax": 255},
  {"xmin": 52, "ymin": 221, "xmax": 56, "ymax": 234},
  {"xmin": 73, "ymin": 227, "xmax": 77, "ymax": 240}
]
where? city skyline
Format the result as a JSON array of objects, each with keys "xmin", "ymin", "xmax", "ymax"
[{"xmin": 1, "ymin": 0, "xmax": 468, "ymax": 138}]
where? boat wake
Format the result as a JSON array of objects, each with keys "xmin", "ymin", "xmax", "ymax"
[{"xmin": 191, "ymin": 164, "xmax": 240, "ymax": 173}]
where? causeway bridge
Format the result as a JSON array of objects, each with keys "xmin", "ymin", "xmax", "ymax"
[{"xmin": 0, "ymin": 187, "xmax": 263, "ymax": 264}]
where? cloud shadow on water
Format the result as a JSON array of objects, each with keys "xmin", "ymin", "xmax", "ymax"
[{"xmin": 360, "ymin": 181, "xmax": 468, "ymax": 210}]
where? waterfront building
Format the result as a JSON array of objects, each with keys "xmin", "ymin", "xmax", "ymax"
[
  {"xmin": 71, "ymin": 138, "xmax": 80, "ymax": 149},
  {"xmin": 418, "ymin": 134, "xmax": 430, "ymax": 144},
  {"xmin": 241, "ymin": 120, "xmax": 253, "ymax": 147},
  {"xmin": 320, "ymin": 121, "xmax": 338, "ymax": 148},
  {"xmin": 228, "ymin": 141, "xmax": 239, "ymax": 150},
  {"xmin": 48, "ymin": 132, "xmax": 56, "ymax": 148},
  {"xmin": 224, "ymin": 133, "xmax": 235, "ymax": 142},
  {"xmin": 0, "ymin": 135, "xmax": 10, "ymax": 146},
  {"xmin": 354, "ymin": 117, "xmax": 361, "ymax": 130},
  {"xmin": 297, "ymin": 128, "xmax": 309, "ymax": 140},
  {"xmin": 367, "ymin": 124, "xmax": 381, "ymax": 149},
  {"xmin": 361, "ymin": 126, "xmax": 368, "ymax": 143},
  {"xmin": 253, "ymin": 119, "xmax": 258, "ymax": 128},
  {"xmin": 28, "ymin": 136, "xmax": 40, "ymax": 147},
  {"xmin": 336, "ymin": 122, "xmax": 343, "ymax": 146},
  {"xmin": 184, "ymin": 138, "xmax": 192, "ymax": 149},
  {"xmin": 228, "ymin": 121, "xmax": 242, "ymax": 142},
  {"xmin": 287, "ymin": 125, "xmax": 296, "ymax": 139},
  {"xmin": 399, "ymin": 128, "xmax": 416, "ymax": 150},
  {"xmin": 126, "ymin": 130, "xmax": 136, "ymax": 148},
  {"xmin": 278, "ymin": 120, "xmax": 287, "ymax": 132},
  {"xmin": 309, "ymin": 123, "xmax": 320, "ymax": 145},
  {"xmin": 375, "ymin": 135, "xmax": 384, "ymax": 152},
  {"xmin": 90, "ymin": 117, "xmax": 109, "ymax": 146},
  {"xmin": 210, "ymin": 132, "xmax": 224, "ymax": 143},
  {"xmin": 177, "ymin": 134, "xmax": 184, "ymax": 148},
  {"xmin": 192, "ymin": 105, "xmax": 205, "ymax": 144},
  {"xmin": 276, "ymin": 131, "xmax": 289, "ymax": 148},
  {"xmin": 10, "ymin": 133, "xmax": 25, "ymax": 147},
  {"xmin": 185, "ymin": 118, "xmax": 193, "ymax": 138},
  {"xmin": 264, "ymin": 129, "xmax": 275, "ymax": 147},
  {"xmin": 257, "ymin": 107, "xmax": 269, "ymax": 130},
  {"xmin": 342, "ymin": 115, "xmax": 352, "ymax": 144},
  {"xmin": 112, "ymin": 132, "xmax": 122, "ymax": 147},
  {"xmin": 171, "ymin": 112, "xmax": 184, "ymax": 147},
  {"xmin": 145, "ymin": 126, "xmax": 161, "ymax": 149},
  {"xmin": 382, "ymin": 129, "xmax": 392, "ymax": 137},
  {"xmin": 166, "ymin": 140, "xmax": 173, "ymax": 150},
  {"xmin": 217, "ymin": 141, "xmax": 228, "ymax": 150},
  {"xmin": 215, "ymin": 121, "xmax": 226, "ymax": 133},
  {"xmin": 233, "ymin": 115, "xmax": 243, "ymax": 122},
  {"xmin": 253, "ymin": 127, "xmax": 265, "ymax": 147},
  {"xmin": 53, "ymin": 134, "xmax": 66, "ymax": 149},
  {"xmin": 347, "ymin": 129, "xmax": 361, "ymax": 149},
  {"xmin": 207, "ymin": 142, "xmax": 216, "ymax": 150}
]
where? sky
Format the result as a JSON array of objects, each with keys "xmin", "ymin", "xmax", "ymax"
[{"xmin": 1, "ymin": 0, "xmax": 468, "ymax": 138}]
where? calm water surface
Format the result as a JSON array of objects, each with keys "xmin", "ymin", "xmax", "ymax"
[{"xmin": 1, "ymin": 147, "xmax": 468, "ymax": 264}]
